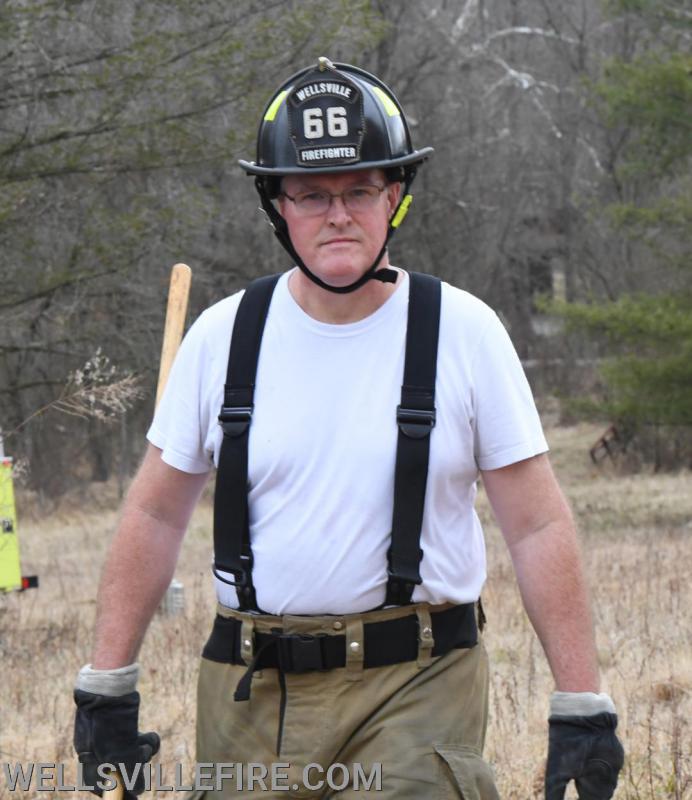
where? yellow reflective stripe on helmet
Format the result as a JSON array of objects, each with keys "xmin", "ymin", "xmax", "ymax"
[
  {"xmin": 391, "ymin": 194, "xmax": 413, "ymax": 228},
  {"xmin": 264, "ymin": 90, "xmax": 288, "ymax": 121},
  {"xmin": 372, "ymin": 86, "xmax": 400, "ymax": 117}
]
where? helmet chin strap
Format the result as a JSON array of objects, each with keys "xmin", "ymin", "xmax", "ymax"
[{"xmin": 255, "ymin": 170, "xmax": 416, "ymax": 295}]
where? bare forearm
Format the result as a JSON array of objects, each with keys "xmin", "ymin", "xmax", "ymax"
[
  {"xmin": 482, "ymin": 454, "xmax": 600, "ymax": 693},
  {"xmin": 91, "ymin": 503, "xmax": 185, "ymax": 669},
  {"xmin": 88, "ymin": 444, "xmax": 209, "ymax": 669},
  {"xmin": 509, "ymin": 520, "xmax": 599, "ymax": 693}
]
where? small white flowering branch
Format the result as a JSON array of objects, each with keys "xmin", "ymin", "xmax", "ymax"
[{"xmin": 6, "ymin": 349, "xmax": 145, "ymax": 437}]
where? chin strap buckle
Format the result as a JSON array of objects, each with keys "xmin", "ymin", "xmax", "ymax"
[{"xmin": 372, "ymin": 267, "xmax": 398, "ymax": 284}]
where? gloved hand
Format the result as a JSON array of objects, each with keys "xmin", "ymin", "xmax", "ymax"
[
  {"xmin": 545, "ymin": 711, "xmax": 624, "ymax": 799},
  {"xmin": 74, "ymin": 689, "xmax": 160, "ymax": 798}
]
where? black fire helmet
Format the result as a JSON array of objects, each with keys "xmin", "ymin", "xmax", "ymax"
[{"xmin": 239, "ymin": 57, "xmax": 433, "ymax": 294}]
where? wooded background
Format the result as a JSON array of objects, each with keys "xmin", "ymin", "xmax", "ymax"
[{"xmin": 1, "ymin": 0, "xmax": 690, "ymax": 498}]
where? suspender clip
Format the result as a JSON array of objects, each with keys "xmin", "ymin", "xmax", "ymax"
[
  {"xmin": 386, "ymin": 546, "xmax": 424, "ymax": 603},
  {"xmin": 385, "ymin": 574, "xmax": 422, "ymax": 606},
  {"xmin": 386, "ymin": 565, "xmax": 423, "ymax": 587},
  {"xmin": 218, "ymin": 405, "xmax": 253, "ymax": 437},
  {"xmin": 212, "ymin": 552, "xmax": 254, "ymax": 587},
  {"xmin": 396, "ymin": 406, "xmax": 436, "ymax": 439},
  {"xmin": 387, "ymin": 547, "xmax": 423, "ymax": 586}
]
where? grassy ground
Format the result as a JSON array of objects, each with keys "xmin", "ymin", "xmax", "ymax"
[{"xmin": 0, "ymin": 421, "xmax": 689, "ymax": 798}]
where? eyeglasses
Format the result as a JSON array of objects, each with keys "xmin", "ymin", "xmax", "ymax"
[{"xmin": 280, "ymin": 184, "xmax": 387, "ymax": 217}]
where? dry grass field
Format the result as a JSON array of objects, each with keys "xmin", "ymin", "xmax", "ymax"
[{"xmin": 1, "ymin": 420, "xmax": 690, "ymax": 798}]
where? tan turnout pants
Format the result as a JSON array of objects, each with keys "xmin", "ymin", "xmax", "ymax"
[{"xmin": 189, "ymin": 602, "xmax": 500, "ymax": 799}]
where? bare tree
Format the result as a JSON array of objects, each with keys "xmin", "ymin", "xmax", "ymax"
[{"xmin": 0, "ymin": 0, "xmax": 381, "ymax": 495}]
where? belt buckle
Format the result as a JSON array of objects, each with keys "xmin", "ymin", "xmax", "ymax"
[{"xmin": 277, "ymin": 633, "xmax": 327, "ymax": 673}]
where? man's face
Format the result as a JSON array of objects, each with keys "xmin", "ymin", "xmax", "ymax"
[{"xmin": 277, "ymin": 169, "xmax": 401, "ymax": 289}]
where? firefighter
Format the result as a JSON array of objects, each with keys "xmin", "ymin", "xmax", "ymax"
[{"xmin": 74, "ymin": 58, "xmax": 623, "ymax": 799}]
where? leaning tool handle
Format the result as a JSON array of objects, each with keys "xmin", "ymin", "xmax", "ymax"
[
  {"xmin": 103, "ymin": 262, "xmax": 192, "ymax": 800},
  {"xmin": 155, "ymin": 263, "xmax": 192, "ymax": 408},
  {"xmin": 103, "ymin": 772, "xmax": 125, "ymax": 800}
]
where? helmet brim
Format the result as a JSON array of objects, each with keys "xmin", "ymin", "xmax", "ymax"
[{"xmin": 238, "ymin": 147, "xmax": 434, "ymax": 177}]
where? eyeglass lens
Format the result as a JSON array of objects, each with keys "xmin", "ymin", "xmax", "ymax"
[{"xmin": 288, "ymin": 185, "xmax": 384, "ymax": 215}]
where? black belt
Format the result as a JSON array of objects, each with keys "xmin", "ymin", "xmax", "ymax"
[{"xmin": 202, "ymin": 603, "xmax": 478, "ymax": 700}]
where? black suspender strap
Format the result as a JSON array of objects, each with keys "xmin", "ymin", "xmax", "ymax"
[
  {"xmin": 385, "ymin": 272, "xmax": 441, "ymax": 606},
  {"xmin": 213, "ymin": 273, "xmax": 280, "ymax": 611}
]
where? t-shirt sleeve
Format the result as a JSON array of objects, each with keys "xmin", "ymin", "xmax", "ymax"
[
  {"xmin": 146, "ymin": 311, "xmax": 215, "ymax": 474},
  {"xmin": 471, "ymin": 313, "xmax": 548, "ymax": 470}
]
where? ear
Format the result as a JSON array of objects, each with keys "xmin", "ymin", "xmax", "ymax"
[{"xmin": 387, "ymin": 181, "xmax": 402, "ymax": 215}]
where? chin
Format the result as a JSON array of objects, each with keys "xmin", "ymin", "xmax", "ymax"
[{"xmin": 313, "ymin": 259, "xmax": 371, "ymax": 287}]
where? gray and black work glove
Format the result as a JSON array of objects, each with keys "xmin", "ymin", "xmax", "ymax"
[
  {"xmin": 545, "ymin": 693, "xmax": 624, "ymax": 800},
  {"xmin": 74, "ymin": 689, "xmax": 160, "ymax": 798}
]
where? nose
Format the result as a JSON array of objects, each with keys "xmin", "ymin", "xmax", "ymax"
[{"xmin": 325, "ymin": 193, "xmax": 351, "ymax": 225}]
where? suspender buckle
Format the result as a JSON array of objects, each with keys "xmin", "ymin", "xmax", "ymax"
[
  {"xmin": 218, "ymin": 406, "xmax": 253, "ymax": 437},
  {"xmin": 396, "ymin": 406, "xmax": 436, "ymax": 439},
  {"xmin": 212, "ymin": 552, "xmax": 253, "ymax": 587}
]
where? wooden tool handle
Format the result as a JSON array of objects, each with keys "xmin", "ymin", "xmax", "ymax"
[
  {"xmin": 103, "ymin": 771, "xmax": 124, "ymax": 800},
  {"xmin": 155, "ymin": 262, "xmax": 192, "ymax": 408}
]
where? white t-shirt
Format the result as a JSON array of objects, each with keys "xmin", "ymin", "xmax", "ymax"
[{"xmin": 147, "ymin": 269, "xmax": 547, "ymax": 614}]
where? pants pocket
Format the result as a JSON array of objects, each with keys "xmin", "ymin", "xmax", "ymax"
[{"xmin": 434, "ymin": 745, "xmax": 500, "ymax": 800}]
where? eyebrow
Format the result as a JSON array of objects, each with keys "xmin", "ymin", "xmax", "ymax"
[
  {"xmin": 284, "ymin": 173, "xmax": 379, "ymax": 192},
  {"xmin": 286, "ymin": 179, "xmax": 381, "ymax": 193}
]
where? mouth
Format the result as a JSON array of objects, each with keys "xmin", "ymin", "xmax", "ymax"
[{"xmin": 320, "ymin": 238, "xmax": 358, "ymax": 247}]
